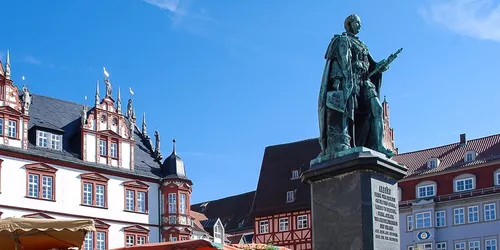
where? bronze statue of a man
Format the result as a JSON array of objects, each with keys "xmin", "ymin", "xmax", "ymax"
[{"xmin": 317, "ymin": 14, "xmax": 401, "ymax": 160}]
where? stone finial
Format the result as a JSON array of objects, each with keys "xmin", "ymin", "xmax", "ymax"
[
  {"xmin": 142, "ymin": 112, "xmax": 147, "ymax": 135},
  {"xmin": 5, "ymin": 50, "xmax": 11, "ymax": 80},
  {"xmin": 95, "ymin": 80, "xmax": 100, "ymax": 106},
  {"xmin": 155, "ymin": 131, "xmax": 162, "ymax": 160},
  {"xmin": 172, "ymin": 139, "xmax": 176, "ymax": 154},
  {"xmin": 117, "ymin": 87, "xmax": 122, "ymax": 114}
]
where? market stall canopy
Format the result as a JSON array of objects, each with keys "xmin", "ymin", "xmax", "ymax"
[
  {"xmin": 112, "ymin": 239, "xmax": 242, "ymax": 250},
  {"xmin": 0, "ymin": 217, "xmax": 95, "ymax": 250}
]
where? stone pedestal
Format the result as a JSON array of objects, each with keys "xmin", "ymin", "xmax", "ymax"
[{"xmin": 301, "ymin": 147, "xmax": 407, "ymax": 250}]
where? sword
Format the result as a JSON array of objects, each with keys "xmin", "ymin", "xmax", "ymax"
[{"xmin": 369, "ymin": 48, "xmax": 403, "ymax": 77}]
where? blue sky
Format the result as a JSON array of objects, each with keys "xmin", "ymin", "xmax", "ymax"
[{"xmin": 2, "ymin": 0, "xmax": 500, "ymax": 203}]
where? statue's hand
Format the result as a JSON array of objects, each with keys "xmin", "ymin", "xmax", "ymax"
[{"xmin": 377, "ymin": 59, "xmax": 389, "ymax": 72}]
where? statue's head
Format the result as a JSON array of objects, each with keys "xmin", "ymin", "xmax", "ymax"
[{"xmin": 344, "ymin": 14, "xmax": 361, "ymax": 35}]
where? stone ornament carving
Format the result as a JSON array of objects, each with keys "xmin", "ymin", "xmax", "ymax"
[
  {"xmin": 22, "ymin": 86, "xmax": 31, "ymax": 112},
  {"xmin": 314, "ymin": 14, "xmax": 402, "ymax": 164}
]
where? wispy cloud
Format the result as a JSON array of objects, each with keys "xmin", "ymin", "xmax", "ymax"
[
  {"xmin": 420, "ymin": 0, "xmax": 500, "ymax": 42},
  {"xmin": 24, "ymin": 55, "xmax": 42, "ymax": 65}
]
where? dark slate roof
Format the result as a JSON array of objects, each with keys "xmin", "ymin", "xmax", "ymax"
[
  {"xmin": 393, "ymin": 134, "xmax": 500, "ymax": 178},
  {"xmin": 0, "ymin": 93, "xmax": 162, "ymax": 179},
  {"xmin": 191, "ymin": 191, "xmax": 256, "ymax": 234},
  {"xmin": 252, "ymin": 139, "xmax": 318, "ymax": 217},
  {"xmin": 160, "ymin": 143, "xmax": 192, "ymax": 183}
]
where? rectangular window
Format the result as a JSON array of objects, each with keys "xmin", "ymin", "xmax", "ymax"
[
  {"xmin": 417, "ymin": 243, "xmax": 432, "ymax": 250},
  {"xmin": 291, "ymin": 170, "xmax": 299, "ymax": 179},
  {"xmin": 455, "ymin": 242, "xmax": 465, "ymax": 250},
  {"xmin": 137, "ymin": 191, "xmax": 146, "ymax": 213},
  {"xmin": 84, "ymin": 232, "xmax": 93, "ymax": 250},
  {"xmin": 168, "ymin": 193, "xmax": 177, "ymax": 213},
  {"xmin": 286, "ymin": 190, "xmax": 295, "ymax": 202},
  {"xmin": 96, "ymin": 185, "xmax": 105, "ymax": 207},
  {"xmin": 7, "ymin": 120, "xmax": 16, "ymax": 138},
  {"xmin": 468, "ymin": 206, "xmax": 479, "ymax": 223},
  {"xmin": 496, "ymin": 173, "xmax": 500, "ymax": 186},
  {"xmin": 137, "ymin": 236, "xmax": 146, "ymax": 245},
  {"xmin": 415, "ymin": 211, "xmax": 432, "ymax": 228},
  {"xmin": 259, "ymin": 220, "xmax": 269, "ymax": 234},
  {"xmin": 168, "ymin": 216, "xmax": 176, "ymax": 224},
  {"xmin": 486, "ymin": 239, "xmax": 497, "ymax": 250},
  {"xmin": 28, "ymin": 174, "xmax": 39, "ymax": 198},
  {"xmin": 0, "ymin": 118, "xmax": 3, "ymax": 135},
  {"xmin": 110, "ymin": 142, "xmax": 118, "ymax": 158},
  {"xmin": 436, "ymin": 242, "xmax": 446, "ymax": 250},
  {"xmin": 99, "ymin": 140, "xmax": 107, "ymax": 156},
  {"xmin": 126, "ymin": 235, "xmax": 134, "ymax": 246},
  {"xmin": 126, "ymin": 190, "xmax": 135, "ymax": 211},
  {"xmin": 435, "ymin": 210, "xmax": 446, "ymax": 227},
  {"xmin": 485, "ymin": 203, "xmax": 497, "ymax": 221},
  {"xmin": 297, "ymin": 215, "xmax": 308, "ymax": 229},
  {"xmin": 83, "ymin": 183, "xmax": 93, "ymax": 205},
  {"xmin": 279, "ymin": 218, "xmax": 289, "ymax": 231},
  {"xmin": 454, "ymin": 208, "xmax": 465, "ymax": 225},
  {"xmin": 180, "ymin": 194, "xmax": 186, "ymax": 214},
  {"xmin": 469, "ymin": 241, "xmax": 480, "ymax": 250},
  {"xmin": 455, "ymin": 178, "xmax": 474, "ymax": 191},
  {"xmin": 407, "ymin": 215, "xmax": 413, "ymax": 231},
  {"xmin": 51, "ymin": 134, "xmax": 61, "ymax": 150},
  {"xmin": 37, "ymin": 131, "xmax": 48, "ymax": 147},
  {"xmin": 417, "ymin": 184, "xmax": 435, "ymax": 198},
  {"xmin": 96, "ymin": 231, "xmax": 106, "ymax": 250},
  {"xmin": 41, "ymin": 176, "xmax": 53, "ymax": 200},
  {"xmin": 170, "ymin": 237, "xmax": 177, "ymax": 241}
]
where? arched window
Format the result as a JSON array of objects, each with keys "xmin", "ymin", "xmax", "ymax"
[
  {"xmin": 494, "ymin": 169, "xmax": 500, "ymax": 186},
  {"xmin": 427, "ymin": 158, "xmax": 440, "ymax": 169},
  {"xmin": 464, "ymin": 151, "xmax": 477, "ymax": 162},
  {"xmin": 415, "ymin": 180, "xmax": 437, "ymax": 198},
  {"xmin": 453, "ymin": 173, "xmax": 476, "ymax": 192}
]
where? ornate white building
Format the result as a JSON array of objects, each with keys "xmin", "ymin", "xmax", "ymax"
[{"xmin": 0, "ymin": 52, "xmax": 221, "ymax": 249}]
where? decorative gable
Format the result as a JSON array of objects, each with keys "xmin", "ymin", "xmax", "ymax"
[
  {"xmin": 80, "ymin": 172, "xmax": 109, "ymax": 182},
  {"xmin": 25, "ymin": 163, "xmax": 58, "ymax": 173},
  {"xmin": 22, "ymin": 212, "xmax": 55, "ymax": 219},
  {"xmin": 94, "ymin": 219, "xmax": 111, "ymax": 229},
  {"xmin": 123, "ymin": 225, "xmax": 150, "ymax": 234},
  {"xmin": 123, "ymin": 180, "xmax": 150, "ymax": 190}
]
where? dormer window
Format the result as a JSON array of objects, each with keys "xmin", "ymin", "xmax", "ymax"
[
  {"xmin": 8, "ymin": 120, "xmax": 16, "ymax": 138},
  {"xmin": 36, "ymin": 131, "xmax": 62, "ymax": 150},
  {"xmin": 291, "ymin": 170, "xmax": 299, "ymax": 179},
  {"xmin": 286, "ymin": 190, "xmax": 295, "ymax": 203},
  {"xmin": 465, "ymin": 151, "xmax": 476, "ymax": 162},
  {"xmin": 427, "ymin": 158, "xmax": 439, "ymax": 169}
]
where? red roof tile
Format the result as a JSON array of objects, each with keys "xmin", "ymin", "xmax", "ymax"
[{"xmin": 393, "ymin": 134, "xmax": 500, "ymax": 178}]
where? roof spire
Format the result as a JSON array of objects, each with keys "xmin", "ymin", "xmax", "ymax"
[
  {"xmin": 117, "ymin": 87, "xmax": 122, "ymax": 113},
  {"xmin": 95, "ymin": 80, "xmax": 100, "ymax": 106},
  {"xmin": 5, "ymin": 50, "xmax": 11, "ymax": 80},
  {"xmin": 142, "ymin": 112, "xmax": 147, "ymax": 135},
  {"xmin": 172, "ymin": 139, "xmax": 176, "ymax": 154}
]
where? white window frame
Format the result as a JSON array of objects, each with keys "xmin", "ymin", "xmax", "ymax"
[
  {"xmin": 168, "ymin": 193, "xmax": 177, "ymax": 213},
  {"xmin": 37, "ymin": 131, "xmax": 63, "ymax": 150},
  {"xmin": 454, "ymin": 176, "xmax": 475, "ymax": 192},
  {"xmin": 126, "ymin": 235, "xmax": 134, "ymax": 246},
  {"xmin": 96, "ymin": 231, "xmax": 106, "ymax": 250},
  {"xmin": 415, "ymin": 211, "xmax": 432, "ymax": 229},
  {"xmin": 7, "ymin": 120, "xmax": 16, "ymax": 138},
  {"xmin": 259, "ymin": 220, "xmax": 269, "ymax": 234},
  {"xmin": 95, "ymin": 184, "xmax": 105, "ymax": 207},
  {"xmin": 485, "ymin": 239, "xmax": 497, "ymax": 250},
  {"xmin": 455, "ymin": 242, "xmax": 465, "ymax": 250},
  {"xmin": 297, "ymin": 215, "xmax": 308, "ymax": 229},
  {"xmin": 417, "ymin": 184, "xmax": 436, "ymax": 198},
  {"xmin": 436, "ymin": 242, "xmax": 446, "ymax": 250},
  {"xmin": 465, "ymin": 151, "xmax": 476, "ymax": 162},
  {"xmin": 0, "ymin": 118, "xmax": 3, "ymax": 135},
  {"xmin": 484, "ymin": 203, "xmax": 497, "ymax": 221},
  {"xmin": 137, "ymin": 191, "xmax": 146, "ymax": 213},
  {"xmin": 417, "ymin": 243, "xmax": 432, "ymax": 250},
  {"xmin": 125, "ymin": 190, "xmax": 135, "ymax": 211},
  {"xmin": 99, "ymin": 140, "xmax": 107, "ymax": 156},
  {"xmin": 435, "ymin": 210, "xmax": 446, "ymax": 227},
  {"xmin": 37, "ymin": 131, "xmax": 48, "ymax": 148},
  {"xmin": 279, "ymin": 218, "xmax": 289, "ymax": 231},
  {"xmin": 469, "ymin": 240, "xmax": 480, "ymax": 250},
  {"xmin": 407, "ymin": 215, "xmax": 413, "ymax": 231},
  {"xmin": 83, "ymin": 183, "xmax": 93, "ymax": 205},
  {"xmin": 495, "ymin": 171, "xmax": 500, "ymax": 186},
  {"xmin": 468, "ymin": 205, "xmax": 479, "ymax": 223},
  {"xmin": 286, "ymin": 190, "xmax": 295, "ymax": 202},
  {"xmin": 84, "ymin": 232, "xmax": 94, "ymax": 250},
  {"xmin": 454, "ymin": 207, "xmax": 465, "ymax": 225},
  {"xmin": 110, "ymin": 142, "xmax": 118, "ymax": 158},
  {"xmin": 179, "ymin": 194, "xmax": 186, "ymax": 214},
  {"xmin": 291, "ymin": 170, "xmax": 299, "ymax": 179},
  {"xmin": 427, "ymin": 158, "xmax": 438, "ymax": 169}
]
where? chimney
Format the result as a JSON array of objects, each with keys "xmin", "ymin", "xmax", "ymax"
[{"xmin": 460, "ymin": 133, "xmax": 467, "ymax": 145}]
